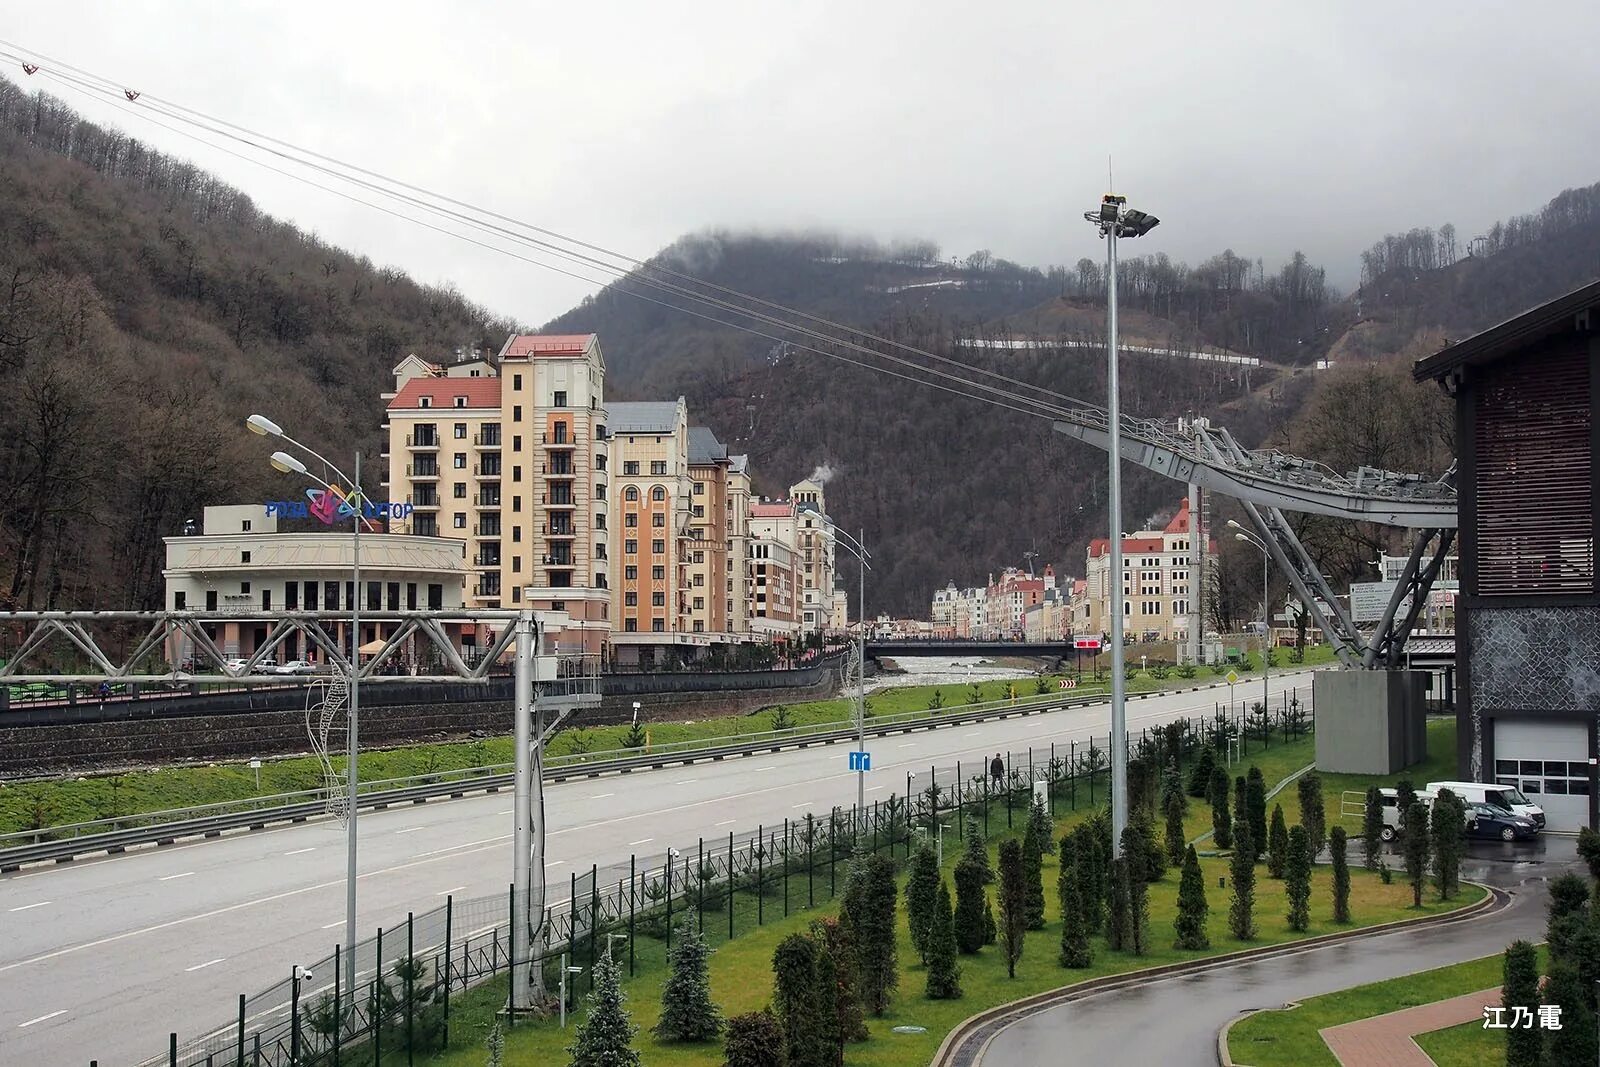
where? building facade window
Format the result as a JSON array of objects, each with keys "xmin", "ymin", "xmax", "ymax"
[{"xmin": 651, "ymin": 461, "xmax": 667, "ymax": 476}]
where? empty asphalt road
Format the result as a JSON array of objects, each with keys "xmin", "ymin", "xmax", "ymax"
[{"xmin": 0, "ymin": 672, "xmax": 1316, "ymax": 1064}]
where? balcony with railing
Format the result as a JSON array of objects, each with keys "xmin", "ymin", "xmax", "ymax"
[
  {"xmin": 474, "ymin": 521, "xmax": 502, "ymax": 537},
  {"xmin": 545, "ymin": 518, "xmax": 576, "ymax": 538},
  {"xmin": 407, "ymin": 462, "xmax": 440, "ymax": 479},
  {"xmin": 543, "ymin": 457, "xmax": 574, "ymax": 476},
  {"xmin": 472, "ymin": 430, "xmax": 502, "ymax": 448},
  {"xmin": 472, "ymin": 552, "xmax": 502, "ymax": 568},
  {"xmin": 474, "ymin": 491, "xmax": 502, "ymax": 507},
  {"xmin": 542, "ymin": 431, "xmax": 575, "ymax": 449},
  {"xmin": 473, "ymin": 580, "xmax": 502, "ymax": 598},
  {"xmin": 473, "ymin": 464, "xmax": 501, "ymax": 479},
  {"xmin": 408, "ymin": 491, "xmax": 440, "ymax": 510},
  {"xmin": 406, "ymin": 434, "xmax": 439, "ymax": 450},
  {"xmin": 544, "ymin": 486, "xmax": 575, "ymax": 508}
]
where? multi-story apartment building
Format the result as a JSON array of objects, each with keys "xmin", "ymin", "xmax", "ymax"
[
  {"xmin": 982, "ymin": 566, "xmax": 1054, "ymax": 639},
  {"xmin": 382, "ymin": 334, "xmax": 612, "ymax": 654},
  {"xmin": 1080, "ymin": 497, "xmax": 1215, "ymax": 643},
  {"xmin": 931, "ymin": 582, "xmax": 960, "ymax": 635},
  {"xmin": 747, "ymin": 480, "xmax": 838, "ymax": 635},
  {"xmin": 727, "ymin": 455, "xmax": 753, "ymax": 635},
  {"xmin": 607, "ymin": 400, "xmax": 699, "ymax": 662},
  {"xmin": 749, "ymin": 503, "xmax": 802, "ymax": 638},
  {"xmin": 686, "ymin": 426, "xmax": 733, "ymax": 636}
]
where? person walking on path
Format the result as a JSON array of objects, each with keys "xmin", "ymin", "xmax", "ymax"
[{"xmin": 990, "ymin": 753, "xmax": 1005, "ymax": 787}]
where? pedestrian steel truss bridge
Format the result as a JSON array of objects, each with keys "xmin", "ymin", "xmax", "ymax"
[{"xmin": 1051, "ymin": 409, "xmax": 1457, "ymax": 670}]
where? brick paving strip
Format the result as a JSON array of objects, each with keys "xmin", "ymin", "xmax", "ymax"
[{"xmin": 1318, "ymin": 987, "xmax": 1501, "ymax": 1066}]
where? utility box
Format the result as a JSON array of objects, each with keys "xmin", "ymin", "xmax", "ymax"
[{"xmin": 1313, "ymin": 669, "xmax": 1429, "ymax": 774}]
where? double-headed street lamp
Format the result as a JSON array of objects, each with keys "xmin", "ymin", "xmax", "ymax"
[
  {"xmin": 1228, "ymin": 520, "xmax": 1272, "ymax": 717},
  {"xmin": 1084, "ymin": 193, "xmax": 1160, "ymax": 859},
  {"xmin": 248, "ymin": 413, "xmax": 366, "ymax": 993},
  {"xmin": 818, "ymin": 518, "xmax": 871, "ymax": 820}
]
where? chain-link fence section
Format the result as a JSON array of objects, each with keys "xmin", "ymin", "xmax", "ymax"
[{"xmin": 135, "ymin": 687, "xmax": 1311, "ymax": 1066}]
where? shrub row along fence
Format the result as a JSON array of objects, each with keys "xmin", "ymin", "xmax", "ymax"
[{"xmin": 133, "ymin": 688, "xmax": 1311, "ymax": 1066}]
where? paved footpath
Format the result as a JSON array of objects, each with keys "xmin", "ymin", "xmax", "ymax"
[{"xmin": 1319, "ymin": 987, "xmax": 1498, "ymax": 1066}]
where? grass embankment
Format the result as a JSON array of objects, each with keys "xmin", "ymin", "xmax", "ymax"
[
  {"xmin": 0, "ymin": 652, "xmax": 1326, "ymax": 835},
  {"xmin": 426, "ymin": 731, "xmax": 1479, "ymax": 1067},
  {"xmin": 1228, "ymin": 949, "xmax": 1538, "ymax": 1067}
]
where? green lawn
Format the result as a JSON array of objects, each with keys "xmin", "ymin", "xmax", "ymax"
[
  {"xmin": 423, "ymin": 741, "xmax": 1479, "ymax": 1067},
  {"xmin": 1228, "ymin": 949, "xmax": 1533, "ymax": 1067},
  {"xmin": 1415, "ymin": 1018, "xmax": 1498, "ymax": 1067},
  {"xmin": 0, "ymin": 659, "xmax": 1319, "ymax": 836}
]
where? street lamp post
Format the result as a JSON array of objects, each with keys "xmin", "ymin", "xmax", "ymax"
[
  {"xmin": 1083, "ymin": 193, "xmax": 1160, "ymax": 858},
  {"xmin": 249, "ymin": 414, "xmax": 365, "ymax": 993},
  {"xmin": 1230, "ymin": 521, "xmax": 1272, "ymax": 717},
  {"xmin": 818, "ymin": 520, "xmax": 872, "ymax": 824}
]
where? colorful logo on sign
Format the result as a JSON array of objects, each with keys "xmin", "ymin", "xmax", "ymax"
[{"xmin": 265, "ymin": 487, "xmax": 414, "ymax": 524}]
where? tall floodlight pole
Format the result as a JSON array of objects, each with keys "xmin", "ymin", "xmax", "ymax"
[
  {"xmin": 1083, "ymin": 195, "xmax": 1160, "ymax": 858},
  {"xmin": 510, "ymin": 609, "xmax": 546, "ymax": 1011},
  {"xmin": 1230, "ymin": 522, "xmax": 1272, "ymax": 715},
  {"xmin": 250, "ymin": 414, "xmax": 365, "ymax": 993}
]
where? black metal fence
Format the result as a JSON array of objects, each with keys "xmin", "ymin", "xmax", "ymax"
[{"xmin": 133, "ymin": 688, "xmax": 1312, "ymax": 1066}]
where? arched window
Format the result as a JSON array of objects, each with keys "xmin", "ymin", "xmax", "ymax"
[
  {"xmin": 651, "ymin": 485, "xmax": 666, "ymax": 502},
  {"xmin": 624, "ymin": 486, "xmax": 639, "ymax": 502}
]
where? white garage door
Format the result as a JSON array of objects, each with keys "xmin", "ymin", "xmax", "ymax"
[{"xmin": 1493, "ymin": 718, "xmax": 1592, "ymax": 830}]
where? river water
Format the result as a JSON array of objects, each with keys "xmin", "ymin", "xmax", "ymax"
[{"xmin": 863, "ymin": 654, "xmax": 1046, "ymax": 694}]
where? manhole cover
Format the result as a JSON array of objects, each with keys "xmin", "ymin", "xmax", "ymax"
[{"xmin": 892, "ymin": 1026, "xmax": 928, "ymax": 1034}]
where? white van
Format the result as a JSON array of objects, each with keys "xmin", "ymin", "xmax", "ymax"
[
  {"xmin": 1374, "ymin": 788, "xmax": 1437, "ymax": 841},
  {"xmin": 1426, "ymin": 781, "xmax": 1545, "ymax": 830}
]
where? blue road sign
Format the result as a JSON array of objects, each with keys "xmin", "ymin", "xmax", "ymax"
[{"xmin": 848, "ymin": 750, "xmax": 872, "ymax": 772}]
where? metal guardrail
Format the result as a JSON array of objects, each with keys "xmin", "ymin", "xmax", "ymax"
[{"xmin": 0, "ymin": 671, "xmax": 1289, "ymax": 871}]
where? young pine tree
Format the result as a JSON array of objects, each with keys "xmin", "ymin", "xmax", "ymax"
[
  {"xmin": 1073, "ymin": 823, "xmax": 1107, "ymax": 936},
  {"xmin": 1210, "ymin": 761, "xmax": 1233, "ymax": 850},
  {"xmin": 924, "ymin": 880, "xmax": 962, "ymax": 1000},
  {"xmin": 1545, "ymin": 959, "xmax": 1599, "ymax": 1067},
  {"xmin": 567, "ymin": 948, "xmax": 641, "ymax": 1067},
  {"xmin": 1361, "ymin": 785, "xmax": 1384, "ymax": 871},
  {"xmin": 1228, "ymin": 818, "xmax": 1256, "ymax": 940},
  {"xmin": 1128, "ymin": 845, "xmax": 1151, "ymax": 955},
  {"xmin": 1245, "ymin": 767, "xmax": 1268, "ymax": 861},
  {"xmin": 1297, "ymin": 771, "xmax": 1326, "ymax": 858},
  {"xmin": 1502, "ymin": 940, "xmax": 1541, "ymax": 1067},
  {"xmin": 1429, "ymin": 790, "xmax": 1465, "ymax": 900},
  {"xmin": 904, "ymin": 843, "xmax": 940, "ymax": 964},
  {"xmin": 1395, "ymin": 780, "xmax": 1419, "ymax": 837},
  {"xmin": 655, "ymin": 921, "xmax": 722, "ymax": 1042},
  {"xmin": 1285, "ymin": 826, "xmax": 1312, "ymax": 932},
  {"xmin": 722, "ymin": 1011, "xmax": 786, "ymax": 1067},
  {"xmin": 1027, "ymin": 795, "xmax": 1055, "ymax": 855},
  {"xmin": 772, "ymin": 934, "xmax": 837, "ymax": 1067},
  {"xmin": 983, "ymin": 898, "xmax": 998, "ymax": 946},
  {"xmin": 996, "ymin": 838, "xmax": 1028, "ymax": 978},
  {"xmin": 1329, "ymin": 826, "xmax": 1351, "ymax": 924},
  {"xmin": 841, "ymin": 852, "xmax": 898, "ymax": 1017},
  {"xmin": 1132, "ymin": 811, "xmax": 1166, "ymax": 883},
  {"xmin": 1107, "ymin": 855, "xmax": 1134, "ymax": 952},
  {"xmin": 1403, "ymin": 800, "xmax": 1431, "ymax": 908},
  {"xmin": 953, "ymin": 853, "xmax": 988, "ymax": 955},
  {"xmin": 1267, "ymin": 804, "xmax": 1289, "ymax": 879},
  {"xmin": 1174, "ymin": 844, "xmax": 1210, "ymax": 950},
  {"xmin": 809, "ymin": 917, "xmax": 868, "ymax": 1048},
  {"xmin": 1058, "ymin": 861, "xmax": 1094, "ymax": 968},
  {"xmin": 1187, "ymin": 744, "xmax": 1217, "ymax": 799},
  {"xmin": 1021, "ymin": 802, "xmax": 1047, "ymax": 930},
  {"xmin": 1163, "ymin": 781, "xmax": 1188, "ymax": 868}
]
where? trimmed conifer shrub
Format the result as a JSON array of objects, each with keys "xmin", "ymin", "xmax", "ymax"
[
  {"xmin": 1174, "ymin": 844, "xmax": 1209, "ymax": 950},
  {"xmin": 924, "ymin": 880, "xmax": 962, "ymax": 999}
]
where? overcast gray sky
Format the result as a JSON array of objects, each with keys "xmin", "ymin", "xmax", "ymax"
[{"xmin": 10, "ymin": 2, "xmax": 1599, "ymax": 326}]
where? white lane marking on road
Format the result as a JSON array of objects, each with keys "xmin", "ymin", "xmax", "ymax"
[
  {"xmin": 499, "ymin": 809, "xmax": 514, "ymax": 815},
  {"xmin": 283, "ymin": 848, "xmax": 316, "ymax": 856},
  {"xmin": 394, "ymin": 827, "xmax": 424, "ymax": 834},
  {"xmin": 790, "ymin": 801, "xmax": 814, "ymax": 809},
  {"xmin": 715, "ymin": 820, "xmax": 736, "ymax": 826},
  {"xmin": 185, "ymin": 958, "xmax": 227, "ymax": 972},
  {"xmin": 158, "ymin": 872, "xmax": 194, "ymax": 881},
  {"xmin": 896, "ymin": 742, "xmax": 916, "ymax": 748},
  {"xmin": 963, "ymin": 732, "xmax": 982, "ymax": 738},
  {"xmin": 439, "ymin": 886, "xmax": 466, "ymax": 895},
  {"xmin": 750, "ymin": 766, "xmax": 777, "ymax": 771},
  {"xmin": 589, "ymin": 793, "xmax": 614, "ymax": 800},
  {"xmin": 866, "ymin": 786, "xmax": 885, "ymax": 792},
  {"xmin": 674, "ymin": 779, "xmax": 699, "ymax": 785},
  {"xmin": 8, "ymin": 901, "xmax": 51, "ymax": 912},
  {"xmin": 322, "ymin": 921, "xmax": 344, "ymax": 929},
  {"xmin": 627, "ymin": 838, "xmax": 653, "ymax": 847},
  {"xmin": 17, "ymin": 1009, "xmax": 66, "ymax": 1028},
  {"xmin": 418, "ymin": 835, "xmax": 508, "ymax": 858},
  {"xmin": 548, "ymin": 860, "xmax": 566, "ymax": 867},
  {"xmin": 0, "ymin": 838, "xmax": 515, "ymax": 975}
]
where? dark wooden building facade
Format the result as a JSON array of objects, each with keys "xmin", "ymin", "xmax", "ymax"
[{"xmin": 1415, "ymin": 280, "xmax": 1599, "ymax": 830}]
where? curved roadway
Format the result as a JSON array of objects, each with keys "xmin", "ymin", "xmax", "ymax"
[{"xmin": 977, "ymin": 837, "xmax": 1577, "ymax": 1066}]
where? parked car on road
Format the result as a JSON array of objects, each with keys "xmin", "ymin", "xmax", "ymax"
[
  {"xmin": 1464, "ymin": 801, "xmax": 1539, "ymax": 841},
  {"xmin": 267, "ymin": 660, "xmax": 317, "ymax": 676},
  {"xmin": 1426, "ymin": 780, "xmax": 1546, "ymax": 830}
]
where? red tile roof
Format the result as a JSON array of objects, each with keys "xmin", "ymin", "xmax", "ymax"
[
  {"xmin": 501, "ymin": 334, "xmax": 594, "ymax": 359},
  {"xmin": 1087, "ymin": 535, "xmax": 1166, "ymax": 557},
  {"xmin": 386, "ymin": 377, "xmax": 502, "ymax": 411},
  {"xmin": 751, "ymin": 503, "xmax": 794, "ymax": 518},
  {"xmin": 1163, "ymin": 498, "xmax": 1192, "ymax": 534}
]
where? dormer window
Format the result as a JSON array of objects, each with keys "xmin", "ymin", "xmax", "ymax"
[
  {"xmin": 454, "ymin": 396, "xmax": 467, "ymax": 408},
  {"xmin": 418, "ymin": 397, "xmax": 431, "ymax": 408}
]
